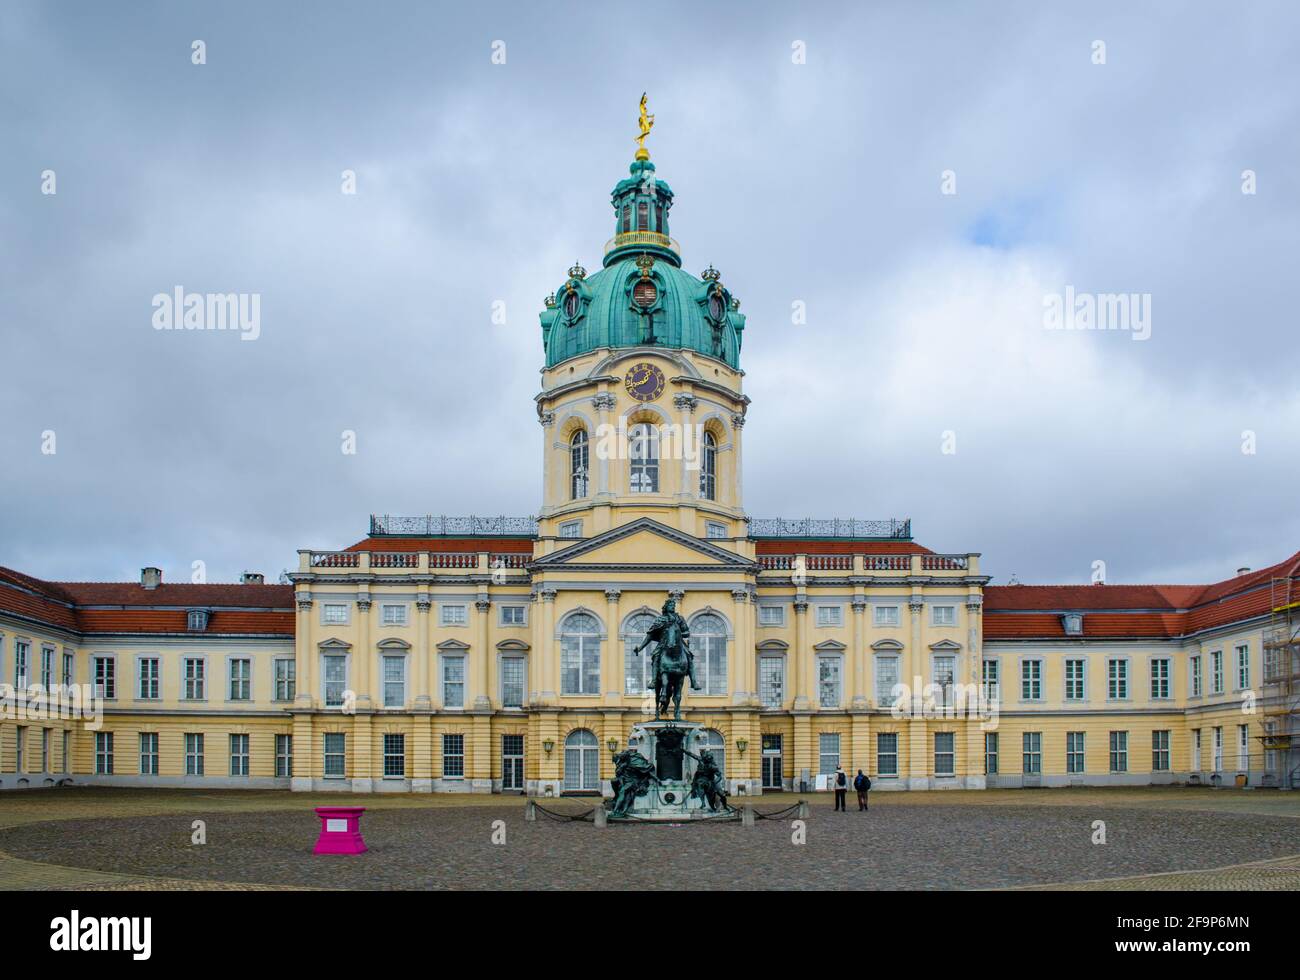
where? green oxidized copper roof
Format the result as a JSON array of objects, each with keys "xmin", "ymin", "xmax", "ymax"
[{"xmin": 540, "ymin": 156, "xmax": 746, "ymax": 369}]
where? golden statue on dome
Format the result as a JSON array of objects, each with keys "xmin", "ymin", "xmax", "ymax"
[{"xmin": 635, "ymin": 92, "xmax": 655, "ymax": 160}]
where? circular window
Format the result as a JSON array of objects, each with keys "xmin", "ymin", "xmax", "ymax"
[{"xmin": 633, "ymin": 279, "xmax": 658, "ymax": 308}]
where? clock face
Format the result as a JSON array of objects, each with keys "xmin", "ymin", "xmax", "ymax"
[{"xmin": 624, "ymin": 362, "xmax": 666, "ymax": 402}]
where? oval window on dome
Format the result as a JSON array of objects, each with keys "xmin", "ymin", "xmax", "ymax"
[
  {"xmin": 563, "ymin": 289, "xmax": 581, "ymax": 319},
  {"xmin": 708, "ymin": 291, "xmax": 726, "ymax": 322},
  {"xmin": 633, "ymin": 280, "xmax": 658, "ymax": 308}
]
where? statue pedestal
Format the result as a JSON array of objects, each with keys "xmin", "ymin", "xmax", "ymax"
[{"xmin": 607, "ymin": 720, "xmax": 738, "ymax": 822}]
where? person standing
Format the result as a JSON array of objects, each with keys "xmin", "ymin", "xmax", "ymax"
[
  {"xmin": 854, "ymin": 769, "xmax": 872, "ymax": 811},
  {"xmin": 833, "ymin": 765, "xmax": 848, "ymax": 811}
]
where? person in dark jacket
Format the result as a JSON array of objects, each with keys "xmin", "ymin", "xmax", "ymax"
[
  {"xmin": 832, "ymin": 766, "xmax": 848, "ymax": 811},
  {"xmin": 854, "ymin": 769, "xmax": 872, "ymax": 810}
]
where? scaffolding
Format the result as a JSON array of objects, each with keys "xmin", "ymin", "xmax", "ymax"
[{"xmin": 1258, "ymin": 576, "xmax": 1300, "ymax": 788}]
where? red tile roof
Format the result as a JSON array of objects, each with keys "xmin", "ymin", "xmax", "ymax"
[
  {"xmin": 984, "ymin": 550, "xmax": 1300, "ymax": 640},
  {"xmin": 0, "ymin": 567, "xmax": 294, "ymax": 637}
]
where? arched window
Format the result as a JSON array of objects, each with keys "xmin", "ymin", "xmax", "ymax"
[
  {"xmin": 690, "ymin": 612, "xmax": 728, "ymax": 695},
  {"xmin": 570, "ymin": 430, "xmax": 589, "ymax": 499},
  {"xmin": 696, "ymin": 728, "xmax": 726, "ymax": 779},
  {"xmin": 563, "ymin": 729, "xmax": 600, "ymax": 792},
  {"xmin": 623, "ymin": 610, "xmax": 658, "ymax": 694},
  {"xmin": 637, "ymin": 201, "xmax": 649, "ymax": 230},
  {"xmin": 621, "ymin": 204, "xmax": 631, "ymax": 233},
  {"xmin": 629, "ymin": 422, "xmax": 659, "ymax": 493},
  {"xmin": 560, "ymin": 612, "xmax": 601, "ymax": 695},
  {"xmin": 654, "ymin": 202, "xmax": 664, "ymax": 232},
  {"xmin": 699, "ymin": 430, "xmax": 717, "ymax": 500}
]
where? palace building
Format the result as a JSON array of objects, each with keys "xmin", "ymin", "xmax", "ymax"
[{"xmin": 2, "ymin": 129, "xmax": 1298, "ymax": 795}]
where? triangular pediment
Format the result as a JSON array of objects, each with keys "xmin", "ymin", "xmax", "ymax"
[{"xmin": 533, "ymin": 517, "xmax": 755, "ymax": 570}]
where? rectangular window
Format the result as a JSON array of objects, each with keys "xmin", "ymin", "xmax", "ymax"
[
  {"xmin": 1064, "ymin": 659, "xmax": 1086, "ymax": 700},
  {"xmin": 558, "ymin": 520, "xmax": 583, "ymax": 539},
  {"xmin": 934, "ymin": 732, "xmax": 955, "ymax": 776},
  {"xmin": 138, "ymin": 657, "xmax": 160, "ymax": 700},
  {"xmin": 499, "ymin": 605, "xmax": 527, "ymax": 627},
  {"xmin": 229, "ymin": 658, "xmax": 252, "ymax": 701},
  {"xmin": 274, "ymin": 659, "xmax": 296, "ymax": 701},
  {"xmin": 815, "ymin": 605, "xmax": 842, "ymax": 627},
  {"xmin": 40, "ymin": 646, "xmax": 53, "ymax": 688},
  {"xmin": 560, "ymin": 632, "xmax": 600, "ymax": 695},
  {"xmin": 984, "ymin": 732, "xmax": 998, "ymax": 775},
  {"xmin": 185, "ymin": 733, "xmax": 205, "ymax": 776},
  {"xmin": 1021, "ymin": 660, "xmax": 1041, "ymax": 700},
  {"xmin": 40, "ymin": 728, "xmax": 50, "ymax": 772},
  {"xmin": 1238, "ymin": 724, "xmax": 1249, "ymax": 770},
  {"xmin": 1022, "ymin": 732, "xmax": 1041, "ymax": 775},
  {"xmin": 92, "ymin": 655, "xmax": 115, "ymax": 699},
  {"xmin": 383, "ymin": 733, "xmax": 405, "ymax": 777},
  {"xmin": 1107, "ymin": 659, "xmax": 1129, "ymax": 700},
  {"xmin": 1235, "ymin": 645, "xmax": 1250, "ymax": 689},
  {"xmin": 1193, "ymin": 728, "xmax": 1202, "ymax": 770},
  {"xmin": 933, "ymin": 655, "xmax": 956, "ymax": 704},
  {"xmin": 323, "ymin": 604, "xmax": 348, "ymax": 625},
  {"xmin": 15, "ymin": 726, "xmax": 25, "ymax": 773},
  {"xmin": 1190, "ymin": 655, "xmax": 1202, "ymax": 697},
  {"xmin": 139, "ymin": 733, "xmax": 159, "ymax": 776},
  {"xmin": 15, "ymin": 640, "xmax": 30, "ymax": 689},
  {"xmin": 876, "ymin": 732, "xmax": 898, "ymax": 777},
  {"xmin": 705, "ymin": 521, "xmax": 727, "ymax": 539},
  {"xmin": 981, "ymin": 659, "xmax": 1000, "ymax": 701},
  {"xmin": 817, "ymin": 656, "xmax": 842, "ymax": 708},
  {"xmin": 275, "ymin": 734, "xmax": 293, "ymax": 777},
  {"xmin": 873, "ymin": 605, "xmax": 900, "ymax": 627},
  {"xmin": 1066, "ymin": 732, "xmax": 1085, "ymax": 774},
  {"xmin": 442, "ymin": 657, "xmax": 465, "ymax": 709},
  {"xmin": 229, "ymin": 734, "xmax": 249, "ymax": 776},
  {"xmin": 1150, "ymin": 659, "xmax": 1170, "ymax": 699},
  {"xmin": 758, "ymin": 605, "xmax": 784, "ymax": 627},
  {"xmin": 381, "ymin": 604, "xmax": 408, "ymax": 626},
  {"xmin": 1211, "ymin": 651, "xmax": 1223, "ymax": 694},
  {"xmin": 1152, "ymin": 730, "xmax": 1170, "ymax": 772},
  {"xmin": 818, "ymin": 732, "xmax": 840, "ymax": 776},
  {"xmin": 440, "ymin": 604, "xmax": 468, "ymax": 627},
  {"xmin": 62, "ymin": 651, "xmax": 74, "ymax": 688},
  {"xmin": 61, "ymin": 730, "xmax": 69, "ymax": 773},
  {"xmin": 184, "ymin": 658, "xmax": 206, "ymax": 700},
  {"xmin": 759, "ymin": 657, "xmax": 784, "ymax": 709},
  {"xmin": 501, "ymin": 657, "xmax": 525, "ymax": 708},
  {"xmin": 876, "ymin": 657, "xmax": 900, "ymax": 707},
  {"xmin": 382, "ymin": 655, "xmax": 406, "ymax": 708},
  {"xmin": 95, "ymin": 731, "xmax": 113, "ymax": 775},
  {"xmin": 932, "ymin": 605, "xmax": 956, "ymax": 626},
  {"xmin": 1213, "ymin": 726, "xmax": 1223, "ymax": 770},
  {"xmin": 1109, "ymin": 731, "xmax": 1128, "ymax": 772},
  {"xmin": 324, "ymin": 655, "xmax": 347, "ymax": 707},
  {"xmin": 324, "ymin": 732, "xmax": 346, "ymax": 778},
  {"xmin": 442, "ymin": 733, "xmax": 465, "ymax": 778}
]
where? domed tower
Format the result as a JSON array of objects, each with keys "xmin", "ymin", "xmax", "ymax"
[{"xmin": 536, "ymin": 104, "xmax": 750, "ymax": 547}]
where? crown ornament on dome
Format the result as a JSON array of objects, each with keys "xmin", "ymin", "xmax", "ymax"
[
  {"xmin": 635, "ymin": 252, "xmax": 655, "ymax": 278},
  {"xmin": 544, "ymin": 293, "xmax": 557, "ymax": 309},
  {"xmin": 701, "ymin": 265, "xmax": 721, "ymax": 283},
  {"xmin": 568, "ymin": 261, "xmax": 587, "ymax": 281}
]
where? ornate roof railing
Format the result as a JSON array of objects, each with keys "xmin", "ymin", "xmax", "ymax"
[
  {"xmin": 748, "ymin": 518, "xmax": 912, "ymax": 540},
  {"xmin": 604, "ymin": 232, "xmax": 681, "ymax": 257},
  {"xmin": 369, "ymin": 515, "xmax": 539, "ymax": 537}
]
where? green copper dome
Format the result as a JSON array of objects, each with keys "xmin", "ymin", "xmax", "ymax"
[{"xmin": 540, "ymin": 156, "xmax": 746, "ymax": 369}]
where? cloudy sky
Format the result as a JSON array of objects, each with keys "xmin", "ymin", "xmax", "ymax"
[{"xmin": 2, "ymin": 1, "xmax": 1297, "ymax": 588}]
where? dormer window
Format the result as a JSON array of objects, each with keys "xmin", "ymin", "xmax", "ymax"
[
  {"xmin": 187, "ymin": 609, "xmax": 209, "ymax": 632},
  {"xmin": 1061, "ymin": 613, "xmax": 1084, "ymax": 636},
  {"xmin": 637, "ymin": 201, "xmax": 649, "ymax": 230}
]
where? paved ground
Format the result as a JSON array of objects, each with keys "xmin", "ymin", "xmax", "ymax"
[{"xmin": 0, "ymin": 786, "xmax": 1297, "ymax": 890}]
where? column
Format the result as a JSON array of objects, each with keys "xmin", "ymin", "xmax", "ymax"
[
  {"xmin": 965, "ymin": 594, "xmax": 986, "ymax": 788},
  {"xmin": 731, "ymin": 588, "xmax": 751, "ymax": 704},
  {"xmin": 355, "ymin": 591, "xmax": 372, "ymax": 709},
  {"xmin": 792, "ymin": 597, "xmax": 810, "ymax": 710},
  {"xmin": 538, "ymin": 411, "xmax": 555, "ymax": 511},
  {"xmin": 538, "ymin": 588, "xmax": 558, "ymax": 704},
  {"xmin": 473, "ymin": 595, "xmax": 492, "ymax": 710},
  {"xmin": 414, "ymin": 593, "xmax": 431, "ymax": 710},
  {"xmin": 850, "ymin": 597, "xmax": 868, "ymax": 708},
  {"xmin": 294, "ymin": 591, "xmax": 314, "ymax": 708},
  {"xmin": 604, "ymin": 589, "xmax": 622, "ymax": 704},
  {"xmin": 592, "ymin": 393, "xmax": 616, "ymax": 497},
  {"xmin": 730, "ymin": 412, "xmax": 745, "ymax": 505},
  {"xmin": 908, "ymin": 594, "xmax": 925, "ymax": 692},
  {"xmin": 674, "ymin": 393, "xmax": 698, "ymax": 501}
]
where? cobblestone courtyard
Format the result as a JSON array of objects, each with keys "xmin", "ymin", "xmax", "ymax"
[{"xmin": 1, "ymin": 787, "xmax": 1297, "ymax": 890}]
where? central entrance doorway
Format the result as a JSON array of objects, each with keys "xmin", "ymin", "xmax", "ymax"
[
  {"xmin": 501, "ymin": 734, "xmax": 524, "ymax": 793},
  {"xmin": 761, "ymin": 734, "xmax": 784, "ymax": 791}
]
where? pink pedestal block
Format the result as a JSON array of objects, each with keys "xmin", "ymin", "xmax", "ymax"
[{"xmin": 313, "ymin": 806, "xmax": 368, "ymax": 855}]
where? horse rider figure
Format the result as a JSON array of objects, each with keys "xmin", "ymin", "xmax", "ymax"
[{"xmin": 634, "ymin": 598, "xmax": 702, "ymax": 694}]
